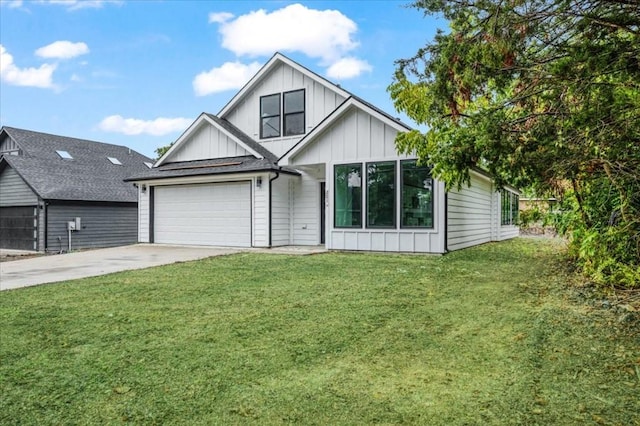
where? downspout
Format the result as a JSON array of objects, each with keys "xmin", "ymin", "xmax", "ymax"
[
  {"xmin": 444, "ymin": 192, "xmax": 449, "ymax": 253},
  {"xmin": 268, "ymin": 169, "xmax": 281, "ymax": 247}
]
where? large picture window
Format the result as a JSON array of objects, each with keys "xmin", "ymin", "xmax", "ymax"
[
  {"xmin": 260, "ymin": 94, "xmax": 280, "ymax": 138},
  {"xmin": 401, "ymin": 160, "xmax": 434, "ymax": 228},
  {"xmin": 334, "ymin": 164, "xmax": 362, "ymax": 228},
  {"xmin": 367, "ymin": 161, "xmax": 396, "ymax": 228},
  {"xmin": 283, "ymin": 90, "xmax": 305, "ymax": 136}
]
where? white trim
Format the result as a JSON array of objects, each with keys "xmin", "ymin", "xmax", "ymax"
[
  {"xmin": 279, "ymin": 97, "xmax": 412, "ymax": 165},
  {"xmin": 154, "ymin": 113, "xmax": 264, "ymax": 167},
  {"xmin": 219, "ymin": 52, "xmax": 350, "ymax": 118}
]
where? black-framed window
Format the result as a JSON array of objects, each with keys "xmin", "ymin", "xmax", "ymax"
[
  {"xmin": 367, "ymin": 161, "xmax": 396, "ymax": 228},
  {"xmin": 283, "ymin": 89, "xmax": 305, "ymax": 136},
  {"xmin": 334, "ymin": 164, "xmax": 362, "ymax": 228},
  {"xmin": 260, "ymin": 90, "xmax": 305, "ymax": 139},
  {"xmin": 401, "ymin": 160, "xmax": 434, "ymax": 228},
  {"xmin": 260, "ymin": 94, "xmax": 280, "ymax": 138},
  {"xmin": 501, "ymin": 190, "xmax": 519, "ymax": 225}
]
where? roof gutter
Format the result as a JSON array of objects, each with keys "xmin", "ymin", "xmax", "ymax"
[{"xmin": 268, "ymin": 169, "xmax": 281, "ymax": 247}]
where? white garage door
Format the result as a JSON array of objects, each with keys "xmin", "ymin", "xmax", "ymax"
[{"xmin": 154, "ymin": 181, "xmax": 251, "ymax": 247}]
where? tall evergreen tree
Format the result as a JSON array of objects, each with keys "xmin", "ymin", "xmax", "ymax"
[{"xmin": 389, "ymin": 0, "xmax": 640, "ymax": 287}]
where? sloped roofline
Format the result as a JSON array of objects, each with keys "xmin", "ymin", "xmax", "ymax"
[
  {"xmin": 217, "ymin": 52, "xmax": 351, "ymax": 118},
  {"xmin": 155, "ymin": 113, "xmax": 268, "ymax": 167},
  {"xmin": 278, "ymin": 96, "xmax": 413, "ymax": 165},
  {"xmin": 0, "ymin": 155, "xmax": 43, "ymax": 199}
]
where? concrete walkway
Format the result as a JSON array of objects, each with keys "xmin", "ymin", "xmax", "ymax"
[{"xmin": 0, "ymin": 244, "xmax": 327, "ymax": 291}]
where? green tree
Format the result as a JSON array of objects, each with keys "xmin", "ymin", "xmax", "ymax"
[
  {"xmin": 389, "ymin": 0, "xmax": 640, "ymax": 288},
  {"xmin": 154, "ymin": 142, "xmax": 174, "ymax": 160}
]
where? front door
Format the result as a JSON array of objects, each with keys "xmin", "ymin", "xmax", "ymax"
[{"xmin": 320, "ymin": 182, "xmax": 326, "ymax": 244}]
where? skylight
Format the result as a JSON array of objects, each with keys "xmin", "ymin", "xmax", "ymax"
[
  {"xmin": 56, "ymin": 150, "xmax": 73, "ymax": 159},
  {"xmin": 107, "ymin": 157, "xmax": 122, "ymax": 165}
]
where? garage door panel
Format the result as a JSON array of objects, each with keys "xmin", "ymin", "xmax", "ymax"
[
  {"xmin": 0, "ymin": 206, "xmax": 37, "ymax": 251},
  {"xmin": 154, "ymin": 182, "xmax": 251, "ymax": 247}
]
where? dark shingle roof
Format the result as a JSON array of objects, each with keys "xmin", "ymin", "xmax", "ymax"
[
  {"xmin": 0, "ymin": 127, "xmax": 152, "ymax": 203},
  {"xmin": 125, "ymin": 155, "xmax": 299, "ymax": 182}
]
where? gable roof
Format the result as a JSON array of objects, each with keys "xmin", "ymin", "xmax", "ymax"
[
  {"xmin": 155, "ymin": 113, "xmax": 276, "ymax": 166},
  {"xmin": 218, "ymin": 52, "xmax": 351, "ymax": 118},
  {"xmin": 0, "ymin": 126, "xmax": 152, "ymax": 203},
  {"xmin": 279, "ymin": 96, "xmax": 413, "ymax": 165}
]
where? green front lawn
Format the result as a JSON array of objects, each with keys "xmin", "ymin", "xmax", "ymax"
[{"xmin": 1, "ymin": 239, "xmax": 638, "ymax": 425}]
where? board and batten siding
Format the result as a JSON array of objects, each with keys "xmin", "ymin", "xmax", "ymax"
[
  {"xmin": 270, "ymin": 174, "xmax": 293, "ymax": 246},
  {"xmin": 289, "ymin": 106, "xmax": 446, "ymax": 253},
  {"xmin": 0, "ymin": 166, "xmax": 38, "ymax": 207},
  {"xmin": 168, "ymin": 122, "xmax": 251, "ymax": 163},
  {"xmin": 223, "ymin": 62, "xmax": 347, "ymax": 158},
  {"xmin": 291, "ymin": 172, "xmax": 322, "ymax": 246},
  {"xmin": 291, "ymin": 107, "xmax": 404, "ymax": 164},
  {"xmin": 46, "ymin": 203, "xmax": 137, "ymax": 251},
  {"xmin": 446, "ymin": 172, "xmax": 494, "ymax": 251}
]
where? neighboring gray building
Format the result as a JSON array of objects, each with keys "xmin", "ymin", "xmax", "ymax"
[{"xmin": 0, "ymin": 127, "xmax": 152, "ymax": 252}]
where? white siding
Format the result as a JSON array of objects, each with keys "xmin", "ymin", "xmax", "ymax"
[
  {"xmin": 447, "ymin": 172, "xmax": 493, "ymax": 251},
  {"xmin": 138, "ymin": 186, "xmax": 150, "ymax": 243},
  {"xmin": 253, "ymin": 174, "xmax": 269, "ymax": 247},
  {"xmin": 0, "ymin": 166, "xmax": 38, "ymax": 206},
  {"xmin": 292, "ymin": 108, "xmax": 410, "ymax": 165},
  {"xmin": 287, "ymin": 106, "xmax": 446, "ymax": 253},
  {"xmin": 291, "ymin": 172, "xmax": 322, "ymax": 245},
  {"xmin": 168, "ymin": 123, "xmax": 250, "ymax": 162},
  {"xmin": 328, "ymin": 179, "xmax": 446, "ymax": 254},
  {"xmin": 271, "ymin": 174, "xmax": 293, "ymax": 246},
  {"xmin": 223, "ymin": 62, "xmax": 346, "ymax": 158}
]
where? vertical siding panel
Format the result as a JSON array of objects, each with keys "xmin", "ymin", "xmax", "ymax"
[
  {"xmin": 357, "ymin": 111, "xmax": 371, "ymax": 158},
  {"xmin": 343, "ymin": 112, "xmax": 357, "ymax": 160}
]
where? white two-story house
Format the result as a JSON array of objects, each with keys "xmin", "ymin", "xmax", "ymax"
[{"xmin": 126, "ymin": 53, "xmax": 519, "ymax": 253}]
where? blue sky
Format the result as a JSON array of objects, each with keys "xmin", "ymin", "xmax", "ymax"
[{"xmin": 0, "ymin": 0, "xmax": 442, "ymax": 158}]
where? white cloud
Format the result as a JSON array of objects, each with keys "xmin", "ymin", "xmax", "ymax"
[
  {"xmin": 98, "ymin": 115, "xmax": 192, "ymax": 136},
  {"xmin": 215, "ymin": 3, "xmax": 358, "ymax": 64},
  {"xmin": 326, "ymin": 57, "xmax": 373, "ymax": 79},
  {"xmin": 0, "ymin": 44, "xmax": 57, "ymax": 89},
  {"xmin": 208, "ymin": 11, "xmax": 233, "ymax": 24},
  {"xmin": 0, "ymin": 1, "xmax": 23, "ymax": 9},
  {"xmin": 35, "ymin": 41, "xmax": 89, "ymax": 59},
  {"xmin": 40, "ymin": 0, "xmax": 122, "ymax": 10},
  {"xmin": 193, "ymin": 61, "xmax": 262, "ymax": 96}
]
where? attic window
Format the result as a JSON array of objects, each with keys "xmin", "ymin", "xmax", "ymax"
[
  {"xmin": 107, "ymin": 157, "xmax": 122, "ymax": 165},
  {"xmin": 56, "ymin": 150, "xmax": 73, "ymax": 159}
]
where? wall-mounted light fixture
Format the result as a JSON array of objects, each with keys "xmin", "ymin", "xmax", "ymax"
[
  {"xmin": 141, "ymin": 184, "xmax": 147, "ymax": 193},
  {"xmin": 256, "ymin": 177, "xmax": 262, "ymax": 188}
]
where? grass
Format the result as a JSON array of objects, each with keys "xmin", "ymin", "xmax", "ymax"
[{"xmin": 0, "ymin": 238, "xmax": 638, "ymax": 425}]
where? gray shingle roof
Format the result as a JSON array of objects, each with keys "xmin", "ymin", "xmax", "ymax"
[
  {"xmin": 0, "ymin": 127, "xmax": 152, "ymax": 203},
  {"xmin": 125, "ymin": 155, "xmax": 299, "ymax": 182}
]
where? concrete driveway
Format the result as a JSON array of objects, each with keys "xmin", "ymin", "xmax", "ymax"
[{"xmin": 0, "ymin": 244, "xmax": 238, "ymax": 291}]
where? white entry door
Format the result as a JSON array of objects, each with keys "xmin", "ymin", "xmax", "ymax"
[{"xmin": 154, "ymin": 181, "xmax": 251, "ymax": 247}]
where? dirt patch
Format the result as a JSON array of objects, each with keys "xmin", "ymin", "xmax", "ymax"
[{"xmin": 0, "ymin": 252, "xmax": 45, "ymax": 263}]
